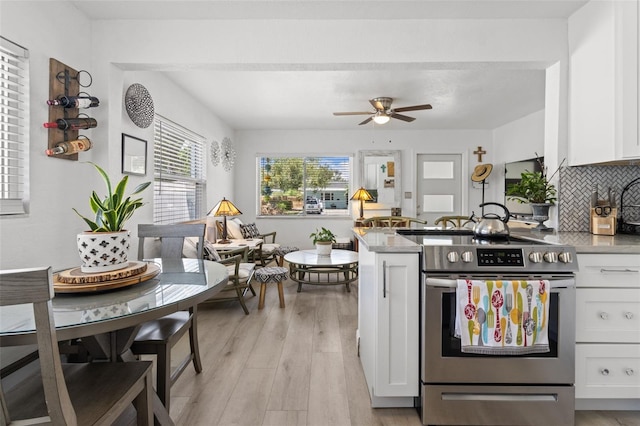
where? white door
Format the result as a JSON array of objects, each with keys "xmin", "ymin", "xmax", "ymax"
[{"xmin": 416, "ymin": 154, "xmax": 463, "ymax": 226}]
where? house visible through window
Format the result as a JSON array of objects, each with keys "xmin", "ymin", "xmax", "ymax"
[
  {"xmin": 0, "ymin": 36, "xmax": 29, "ymax": 215},
  {"xmin": 258, "ymin": 156, "xmax": 352, "ymax": 216},
  {"xmin": 153, "ymin": 115, "xmax": 206, "ymax": 224}
]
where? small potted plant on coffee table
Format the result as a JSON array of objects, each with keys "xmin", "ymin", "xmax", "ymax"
[{"xmin": 310, "ymin": 227, "xmax": 336, "ymax": 256}]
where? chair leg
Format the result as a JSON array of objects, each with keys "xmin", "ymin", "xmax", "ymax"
[
  {"xmin": 188, "ymin": 308, "xmax": 203, "ymax": 374},
  {"xmin": 134, "ymin": 368, "xmax": 154, "ymax": 426},
  {"xmin": 235, "ymin": 286, "xmax": 250, "ymax": 315},
  {"xmin": 156, "ymin": 343, "xmax": 172, "ymax": 413},
  {"xmin": 248, "ymin": 282, "xmax": 256, "ymax": 296}
]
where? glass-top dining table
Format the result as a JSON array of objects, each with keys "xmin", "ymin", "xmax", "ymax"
[
  {"xmin": 0, "ymin": 258, "xmax": 228, "ymax": 347},
  {"xmin": 0, "ymin": 258, "xmax": 228, "ymax": 426}
]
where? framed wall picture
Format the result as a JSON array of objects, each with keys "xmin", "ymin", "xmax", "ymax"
[{"xmin": 121, "ymin": 133, "xmax": 147, "ymax": 176}]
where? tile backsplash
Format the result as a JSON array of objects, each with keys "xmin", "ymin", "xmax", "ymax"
[{"xmin": 558, "ymin": 165, "xmax": 640, "ymax": 232}]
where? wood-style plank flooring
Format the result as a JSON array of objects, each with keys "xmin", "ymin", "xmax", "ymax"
[{"xmin": 164, "ymin": 271, "xmax": 640, "ymax": 426}]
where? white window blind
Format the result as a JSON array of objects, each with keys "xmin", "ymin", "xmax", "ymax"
[
  {"xmin": 153, "ymin": 115, "xmax": 206, "ymax": 224},
  {"xmin": 258, "ymin": 155, "xmax": 352, "ymax": 216},
  {"xmin": 0, "ymin": 36, "xmax": 29, "ymax": 215}
]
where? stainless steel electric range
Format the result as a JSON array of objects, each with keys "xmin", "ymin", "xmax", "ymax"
[{"xmin": 396, "ymin": 229, "xmax": 578, "ymax": 426}]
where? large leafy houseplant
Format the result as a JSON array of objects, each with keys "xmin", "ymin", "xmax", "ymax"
[
  {"xmin": 73, "ymin": 162, "xmax": 151, "ymax": 232},
  {"xmin": 506, "ymin": 157, "xmax": 564, "ymax": 205}
]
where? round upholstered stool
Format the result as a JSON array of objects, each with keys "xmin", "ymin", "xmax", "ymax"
[
  {"xmin": 254, "ymin": 266, "xmax": 289, "ymax": 309},
  {"xmin": 273, "ymin": 246, "xmax": 299, "ymax": 266}
]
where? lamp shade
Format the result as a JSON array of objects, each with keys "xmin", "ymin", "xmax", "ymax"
[
  {"xmin": 350, "ymin": 187, "xmax": 373, "ymax": 221},
  {"xmin": 209, "ymin": 197, "xmax": 242, "ymax": 217},
  {"xmin": 350, "ymin": 187, "xmax": 373, "ymax": 202}
]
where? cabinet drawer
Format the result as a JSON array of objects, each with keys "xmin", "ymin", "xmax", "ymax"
[
  {"xmin": 576, "ymin": 344, "xmax": 640, "ymax": 399},
  {"xmin": 576, "ymin": 254, "xmax": 640, "ymax": 288},
  {"xmin": 576, "ymin": 288, "xmax": 640, "ymax": 342}
]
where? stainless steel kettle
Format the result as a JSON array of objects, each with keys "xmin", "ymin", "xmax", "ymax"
[{"xmin": 473, "ymin": 202, "xmax": 510, "ymax": 238}]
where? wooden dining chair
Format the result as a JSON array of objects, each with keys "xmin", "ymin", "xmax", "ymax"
[
  {"xmin": 132, "ymin": 223, "xmax": 205, "ymax": 413},
  {"xmin": 0, "ymin": 266, "xmax": 153, "ymax": 425}
]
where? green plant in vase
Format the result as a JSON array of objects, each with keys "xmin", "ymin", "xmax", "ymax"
[
  {"xmin": 310, "ymin": 227, "xmax": 336, "ymax": 256},
  {"xmin": 506, "ymin": 156, "xmax": 565, "ymax": 230},
  {"xmin": 74, "ymin": 162, "xmax": 151, "ymax": 273}
]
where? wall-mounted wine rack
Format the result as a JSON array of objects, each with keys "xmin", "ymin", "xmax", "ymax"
[{"xmin": 47, "ymin": 58, "xmax": 91, "ymax": 160}]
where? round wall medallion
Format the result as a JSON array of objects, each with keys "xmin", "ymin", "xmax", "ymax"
[
  {"xmin": 125, "ymin": 83, "xmax": 155, "ymax": 128},
  {"xmin": 210, "ymin": 140, "xmax": 220, "ymax": 166},
  {"xmin": 221, "ymin": 137, "xmax": 236, "ymax": 171}
]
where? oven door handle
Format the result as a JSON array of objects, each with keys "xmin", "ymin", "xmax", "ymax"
[{"xmin": 425, "ymin": 277, "xmax": 575, "ymax": 289}]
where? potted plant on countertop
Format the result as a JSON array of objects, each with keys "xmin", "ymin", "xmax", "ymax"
[
  {"xmin": 73, "ymin": 162, "xmax": 151, "ymax": 273},
  {"xmin": 506, "ymin": 156, "xmax": 565, "ymax": 230},
  {"xmin": 310, "ymin": 227, "xmax": 336, "ymax": 256}
]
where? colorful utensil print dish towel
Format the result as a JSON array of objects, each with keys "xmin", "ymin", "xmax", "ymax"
[{"xmin": 455, "ymin": 279, "xmax": 550, "ymax": 355}]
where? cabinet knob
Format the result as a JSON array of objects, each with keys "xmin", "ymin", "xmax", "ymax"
[
  {"xmin": 600, "ymin": 368, "xmax": 610, "ymax": 376},
  {"xmin": 599, "ymin": 312, "xmax": 609, "ymax": 320},
  {"xmin": 626, "ymin": 369, "xmax": 635, "ymax": 376},
  {"xmin": 624, "ymin": 312, "xmax": 634, "ymax": 320}
]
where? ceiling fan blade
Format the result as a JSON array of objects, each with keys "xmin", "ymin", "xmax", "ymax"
[
  {"xmin": 359, "ymin": 117, "xmax": 373, "ymax": 125},
  {"xmin": 390, "ymin": 113, "xmax": 416, "ymax": 122},
  {"xmin": 333, "ymin": 111, "xmax": 374, "ymax": 116},
  {"xmin": 393, "ymin": 104, "xmax": 432, "ymax": 113},
  {"xmin": 370, "ymin": 99, "xmax": 385, "ymax": 111}
]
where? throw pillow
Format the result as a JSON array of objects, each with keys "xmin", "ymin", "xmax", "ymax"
[
  {"xmin": 203, "ymin": 240, "xmax": 222, "ymax": 261},
  {"xmin": 239, "ymin": 223, "xmax": 260, "ymax": 239}
]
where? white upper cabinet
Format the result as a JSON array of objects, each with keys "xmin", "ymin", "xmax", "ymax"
[{"xmin": 569, "ymin": 0, "xmax": 640, "ymax": 165}]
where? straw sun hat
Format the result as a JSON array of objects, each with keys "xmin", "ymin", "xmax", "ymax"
[{"xmin": 471, "ymin": 163, "xmax": 493, "ymax": 182}]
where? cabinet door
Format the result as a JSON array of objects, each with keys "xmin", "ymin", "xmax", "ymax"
[
  {"xmin": 620, "ymin": 0, "xmax": 640, "ymax": 158},
  {"xmin": 375, "ymin": 253, "xmax": 419, "ymax": 397},
  {"xmin": 576, "ymin": 344, "xmax": 640, "ymax": 399},
  {"xmin": 576, "ymin": 288, "xmax": 640, "ymax": 343}
]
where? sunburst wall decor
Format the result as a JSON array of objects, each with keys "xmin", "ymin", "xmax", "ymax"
[{"xmin": 221, "ymin": 137, "xmax": 236, "ymax": 171}]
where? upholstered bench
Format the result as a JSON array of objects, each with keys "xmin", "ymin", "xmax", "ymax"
[{"xmin": 254, "ymin": 266, "xmax": 289, "ymax": 309}]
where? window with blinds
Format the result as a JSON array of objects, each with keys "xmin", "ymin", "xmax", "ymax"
[
  {"xmin": 0, "ymin": 37, "xmax": 29, "ymax": 215},
  {"xmin": 153, "ymin": 115, "xmax": 206, "ymax": 224},
  {"xmin": 258, "ymin": 155, "xmax": 352, "ymax": 216}
]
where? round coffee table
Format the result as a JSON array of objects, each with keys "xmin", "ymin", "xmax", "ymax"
[{"xmin": 284, "ymin": 249, "xmax": 358, "ymax": 292}]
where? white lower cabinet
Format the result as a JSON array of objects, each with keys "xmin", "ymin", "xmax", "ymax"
[
  {"xmin": 358, "ymin": 244, "xmax": 419, "ymax": 407},
  {"xmin": 575, "ymin": 254, "xmax": 640, "ymax": 401}
]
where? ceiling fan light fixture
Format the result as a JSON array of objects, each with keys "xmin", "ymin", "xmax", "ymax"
[{"xmin": 373, "ymin": 112, "xmax": 390, "ymax": 125}]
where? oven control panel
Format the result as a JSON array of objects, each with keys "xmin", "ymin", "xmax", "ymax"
[{"xmin": 477, "ymin": 248, "xmax": 524, "ymax": 266}]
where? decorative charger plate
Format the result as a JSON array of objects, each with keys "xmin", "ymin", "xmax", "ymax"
[
  {"xmin": 125, "ymin": 83, "xmax": 155, "ymax": 128},
  {"xmin": 54, "ymin": 261, "xmax": 160, "ymax": 293}
]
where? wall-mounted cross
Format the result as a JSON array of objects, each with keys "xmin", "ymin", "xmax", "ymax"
[{"xmin": 473, "ymin": 146, "xmax": 487, "ymax": 162}]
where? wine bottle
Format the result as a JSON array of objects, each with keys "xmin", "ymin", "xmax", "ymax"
[
  {"xmin": 43, "ymin": 117, "xmax": 97, "ymax": 131},
  {"xmin": 46, "ymin": 95, "xmax": 99, "ymax": 109},
  {"xmin": 45, "ymin": 138, "xmax": 92, "ymax": 156}
]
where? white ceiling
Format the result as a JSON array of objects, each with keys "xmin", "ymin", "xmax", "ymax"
[{"xmin": 71, "ymin": 0, "xmax": 588, "ymax": 131}]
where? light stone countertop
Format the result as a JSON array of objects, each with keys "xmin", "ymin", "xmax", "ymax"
[
  {"xmin": 354, "ymin": 227, "xmax": 640, "ymax": 255},
  {"xmin": 352, "ymin": 228, "xmax": 422, "ymax": 253},
  {"xmin": 510, "ymin": 229, "xmax": 640, "ymax": 254}
]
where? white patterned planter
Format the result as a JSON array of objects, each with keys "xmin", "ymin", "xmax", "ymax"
[{"xmin": 77, "ymin": 231, "xmax": 130, "ymax": 273}]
